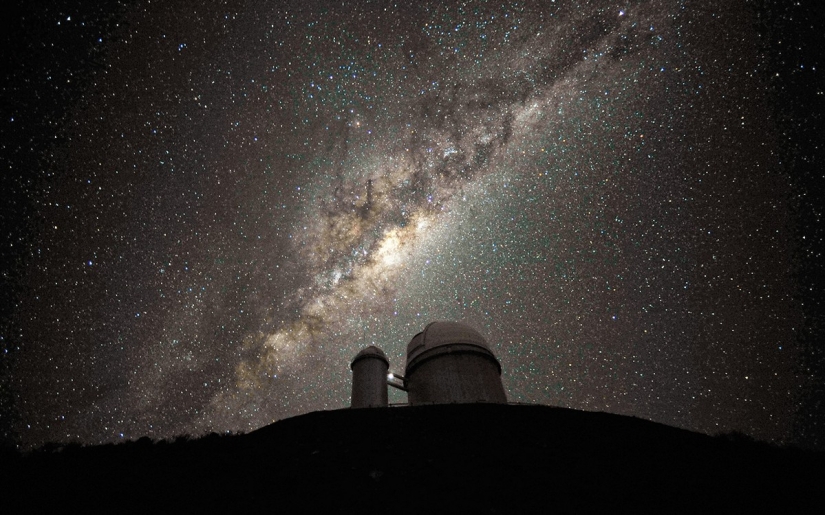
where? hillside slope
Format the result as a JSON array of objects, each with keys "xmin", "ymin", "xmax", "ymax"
[{"xmin": 3, "ymin": 404, "xmax": 822, "ymax": 513}]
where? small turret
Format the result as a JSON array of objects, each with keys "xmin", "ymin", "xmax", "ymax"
[{"xmin": 350, "ymin": 345, "xmax": 389, "ymax": 408}]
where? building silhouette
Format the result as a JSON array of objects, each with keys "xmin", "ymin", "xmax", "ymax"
[{"xmin": 350, "ymin": 321, "xmax": 507, "ymax": 407}]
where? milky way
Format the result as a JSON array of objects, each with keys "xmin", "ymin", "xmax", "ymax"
[{"xmin": 2, "ymin": 0, "xmax": 822, "ymax": 448}]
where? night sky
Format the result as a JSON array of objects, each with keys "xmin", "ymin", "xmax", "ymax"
[{"xmin": 2, "ymin": 0, "xmax": 823, "ymax": 449}]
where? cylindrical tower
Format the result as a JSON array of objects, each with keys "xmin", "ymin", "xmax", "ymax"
[
  {"xmin": 404, "ymin": 321, "xmax": 507, "ymax": 405},
  {"xmin": 350, "ymin": 345, "xmax": 389, "ymax": 408}
]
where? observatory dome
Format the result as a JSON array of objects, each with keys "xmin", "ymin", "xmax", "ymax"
[
  {"xmin": 350, "ymin": 345, "xmax": 389, "ymax": 369},
  {"xmin": 404, "ymin": 321, "xmax": 506, "ymax": 405},
  {"xmin": 406, "ymin": 321, "xmax": 499, "ymax": 373},
  {"xmin": 350, "ymin": 345, "xmax": 389, "ymax": 408}
]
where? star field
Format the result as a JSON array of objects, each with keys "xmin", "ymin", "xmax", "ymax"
[{"xmin": 2, "ymin": 0, "xmax": 823, "ymax": 449}]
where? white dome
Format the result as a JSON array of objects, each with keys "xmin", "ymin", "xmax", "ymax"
[
  {"xmin": 406, "ymin": 321, "xmax": 496, "ymax": 372},
  {"xmin": 350, "ymin": 345, "xmax": 389, "ymax": 369}
]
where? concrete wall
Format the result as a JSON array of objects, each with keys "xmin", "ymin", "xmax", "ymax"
[{"xmin": 406, "ymin": 350, "xmax": 507, "ymax": 405}]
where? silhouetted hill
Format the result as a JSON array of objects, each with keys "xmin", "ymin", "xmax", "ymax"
[{"xmin": 2, "ymin": 404, "xmax": 823, "ymax": 513}]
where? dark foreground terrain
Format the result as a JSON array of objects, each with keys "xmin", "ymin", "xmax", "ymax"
[{"xmin": 2, "ymin": 404, "xmax": 823, "ymax": 513}]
